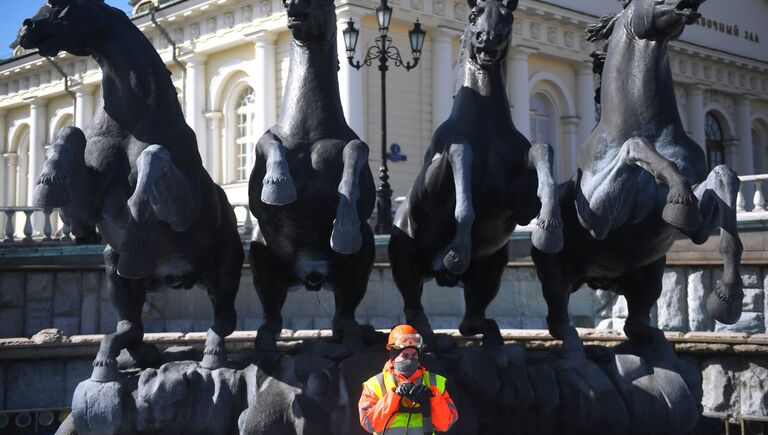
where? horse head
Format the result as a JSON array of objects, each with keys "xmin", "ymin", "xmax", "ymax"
[
  {"xmin": 283, "ymin": 0, "xmax": 336, "ymax": 43},
  {"xmin": 465, "ymin": 0, "xmax": 518, "ymax": 68},
  {"xmin": 624, "ymin": 0, "xmax": 703, "ymax": 41},
  {"xmin": 17, "ymin": 0, "xmax": 117, "ymax": 57}
]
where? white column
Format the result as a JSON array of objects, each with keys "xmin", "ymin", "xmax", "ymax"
[
  {"xmin": 576, "ymin": 62, "xmax": 595, "ymax": 145},
  {"xmin": 28, "ymin": 99, "xmax": 47, "ymax": 206},
  {"xmin": 336, "ymin": 12, "xmax": 366, "ymax": 139},
  {"xmin": 0, "ymin": 111, "xmax": 6, "ymax": 206},
  {"xmin": 432, "ymin": 29, "xmax": 454, "ymax": 131},
  {"xmin": 561, "ymin": 116, "xmax": 580, "ymax": 179},
  {"xmin": 687, "ymin": 84, "xmax": 705, "ymax": 150},
  {"xmin": 725, "ymin": 139, "xmax": 740, "ymax": 173},
  {"xmin": 4, "ymin": 153, "xmax": 18, "ymax": 207},
  {"xmin": 736, "ymin": 95, "xmax": 755, "ymax": 175},
  {"xmin": 74, "ymin": 87, "xmax": 95, "ymax": 130},
  {"xmin": 249, "ymin": 32, "xmax": 277, "ymax": 139},
  {"xmin": 205, "ymin": 111, "xmax": 223, "ymax": 184},
  {"xmin": 184, "ymin": 54, "xmax": 210, "ymax": 171},
  {"xmin": 508, "ymin": 48, "xmax": 534, "ymax": 138}
]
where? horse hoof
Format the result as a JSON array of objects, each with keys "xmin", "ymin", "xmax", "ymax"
[
  {"xmin": 443, "ymin": 248, "xmax": 470, "ymax": 275},
  {"xmin": 261, "ymin": 175, "xmax": 297, "ymax": 206},
  {"xmin": 662, "ymin": 194, "xmax": 701, "ymax": 233},
  {"xmin": 531, "ymin": 218, "xmax": 563, "ymax": 254},
  {"xmin": 201, "ymin": 349, "xmax": 227, "ymax": 370},
  {"xmin": 707, "ymin": 282, "xmax": 743, "ymax": 324},
  {"xmin": 255, "ymin": 328, "xmax": 279, "ymax": 353},
  {"xmin": 91, "ymin": 358, "xmax": 120, "ymax": 382},
  {"xmin": 458, "ymin": 317, "xmax": 484, "ymax": 337},
  {"xmin": 330, "ymin": 218, "xmax": 362, "ymax": 254},
  {"xmin": 33, "ymin": 177, "xmax": 70, "ymax": 209}
]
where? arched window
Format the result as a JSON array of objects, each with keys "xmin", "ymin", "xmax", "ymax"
[
  {"xmin": 50, "ymin": 113, "xmax": 74, "ymax": 145},
  {"xmin": 13, "ymin": 127, "xmax": 31, "ymax": 207},
  {"xmin": 754, "ymin": 127, "xmax": 766, "ymax": 174},
  {"xmin": 235, "ymin": 87, "xmax": 257, "ymax": 182},
  {"xmin": 134, "ymin": 1, "xmax": 154, "ymax": 16},
  {"xmin": 705, "ymin": 112, "xmax": 725, "ymax": 170},
  {"xmin": 530, "ymin": 93, "xmax": 553, "ymax": 146}
]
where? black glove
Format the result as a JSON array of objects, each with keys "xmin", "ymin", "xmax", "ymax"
[
  {"xmin": 395, "ymin": 382, "xmax": 415, "ymax": 397},
  {"xmin": 407, "ymin": 384, "xmax": 434, "ymax": 404}
]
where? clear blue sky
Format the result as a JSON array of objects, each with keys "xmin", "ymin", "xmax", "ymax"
[{"xmin": 0, "ymin": 1, "xmax": 133, "ymax": 59}]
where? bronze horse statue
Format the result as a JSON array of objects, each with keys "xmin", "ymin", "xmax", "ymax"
[
  {"xmin": 18, "ymin": 0, "xmax": 243, "ymax": 380},
  {"xmin": 389, "ymin": 0, "xmax": 563, "ymax": 347},
  {"xmin": 532, "ymin": 0, "xmax": 743, "ymax": 354},
  {"xmin": 248, "ymin": 0, "xmax": 375, "ymax": 351}
]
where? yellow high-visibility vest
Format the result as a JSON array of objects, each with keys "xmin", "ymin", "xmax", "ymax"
[{"xmin": 363, "ymin": 369, "xmax": 447, "ymax": 435}]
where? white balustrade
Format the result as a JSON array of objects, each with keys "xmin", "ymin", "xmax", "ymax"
[
  {"xmin": 736, "ymin": 174, "xmax": 768, "ymax": 221},
  {"xmin": 0, "ymin": 207, "xmax": 59, "ymax": 243},
  {"xmin": 2, "ymin": 177, "xmax": 768, "ymax": 246}
]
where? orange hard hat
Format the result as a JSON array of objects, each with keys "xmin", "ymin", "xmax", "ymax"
[{"xmin": 387, "ymin": 324, "xmax": 424, "ymax": 350}]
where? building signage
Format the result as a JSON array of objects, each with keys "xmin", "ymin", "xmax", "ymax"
[{"xmin": 696, "ymin": 16, "xmax": 761, "ymax": 44}]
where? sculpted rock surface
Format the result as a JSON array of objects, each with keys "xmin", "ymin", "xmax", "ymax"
[{"xmin": 60, "ymin": 338, "xmax": 704, "ymax": 435}]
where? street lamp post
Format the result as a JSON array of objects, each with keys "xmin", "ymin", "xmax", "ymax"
[{"xmin": 342, "ymin": 1, "xmax": 426, "ymax": 234}]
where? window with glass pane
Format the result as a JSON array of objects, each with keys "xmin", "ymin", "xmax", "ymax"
[
  {"xmin": 235, "ymin": 88, "xmax": 256, "ymax": 181},
  {"xmin": 530, "ymin": 94, "xmax": 553, "ymax": 146},
  {"xmin": 705, "ymin": 113, "xmax": 725, "ymax": 170}
]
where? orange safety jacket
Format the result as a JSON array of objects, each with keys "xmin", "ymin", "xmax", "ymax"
[{"xmin": 358, "ymin": 360, "xmax": 459, "ymax": 434}]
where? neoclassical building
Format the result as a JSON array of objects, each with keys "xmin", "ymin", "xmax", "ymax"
[{"xmin": 1, "ymin": 0, "xmax": 767, "ymax": 211}]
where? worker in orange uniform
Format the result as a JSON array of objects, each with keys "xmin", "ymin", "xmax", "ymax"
[{"xmin": 358, "ymin": 325, "xmax": 459, "ymax": 434}]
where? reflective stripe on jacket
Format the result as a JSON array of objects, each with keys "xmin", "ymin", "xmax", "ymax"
[{"xmin": 358, "ymin": 362, "xmax": 458, "ymax": 434}]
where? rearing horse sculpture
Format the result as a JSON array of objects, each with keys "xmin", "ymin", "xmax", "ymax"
[
  {"xmin": 18, "ymin": 0, "xmax": 243, "ymax": 380},
  {"xmin": 532, "ymin": 0, "xmax": 743, "ymax": 354},
  {"xmin": 389, "ymin": 0, "xmax": 563, "ymax": 347},
  {"xmin": 248, "ymin": 0, "xmax": 375, "ymax": 351}
]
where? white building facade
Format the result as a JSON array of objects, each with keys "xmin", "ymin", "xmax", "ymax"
[{"xmin": 0, "ymin": 0, "xmax": 767, "ymax": 209}]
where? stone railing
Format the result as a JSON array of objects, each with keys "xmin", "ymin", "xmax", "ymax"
[
  {"xmin": 3, "ymin": 176, "xmax": 768, "ymax": 245},
  {"xmin": 737, "ymin": 174, "xmax": 768, "ymax": 220},
  {"xmin": 0, "ymin": 207, "xmax": 69, "ymax": 243},
  {"xmin": 230, "ymin": 203, "xmax": 255, "ymax": 239},
  {"xmin": 0, "ymin": 205, "xmax": 257, "ymax": 245}
]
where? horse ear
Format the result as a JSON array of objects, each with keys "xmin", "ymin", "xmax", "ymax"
[
  {"xmin": 466, "ymin": 0, "xmax": 478, "ymax": 9},
  {"xmin": 504, "ymin": 0, "xmax": 518, "ymax": 11}
]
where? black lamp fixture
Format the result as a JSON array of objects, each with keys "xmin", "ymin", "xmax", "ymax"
[{"xmin": 342, "ymin": 0, "xmax": 426, "ymax": 234}]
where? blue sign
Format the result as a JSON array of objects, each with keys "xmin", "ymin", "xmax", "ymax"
[{"xmin": 386, "ymin": 143, "xmax": 407, "ymax": 162}]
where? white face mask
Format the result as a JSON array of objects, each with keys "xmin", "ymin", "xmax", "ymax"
[{"xmin": 394, "ymin": 358, "xmax": 419, "ymax": 378}]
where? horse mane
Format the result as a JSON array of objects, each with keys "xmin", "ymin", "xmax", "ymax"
[
  {"xmin": 585, "ymin": 0, "xmax": 632, "ymax": 109},
  {"xmin": 453, "ymin": 25, "xmax": 474, "ymax": 95}
]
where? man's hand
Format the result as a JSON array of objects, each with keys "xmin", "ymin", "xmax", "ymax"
[
  {"xmin": 395, "ymin": 382, "xmax": 415, "ymax": 397},
  {"xmin": 407, "ymin": 384, "xmax": 435, "ymax": 404}
]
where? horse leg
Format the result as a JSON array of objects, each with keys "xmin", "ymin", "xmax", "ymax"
[
  {"xmin": 260, "ymin": 138, "xmax": 297, "ymax": 206},
  {"xmin": 127, "ymin": 144, "xmax": 200, "ymax": 231},
  {"xmin": 691, "ymin": 165, "xmax": 744, "ymax": 324},
  {"xmin": 442, "ymin": 140, "xmax": 475, "ymax": 275},
  {"xmin": 121, "ymin": 145, "xmax": 200, "ymax": 278},
  {"xmin": 250, "ymin": 241, "xmax": 290, "ymax": 353},
  {"xmin": 623, "ymin": 137, "xmax": 702, "ymax": 232},
  {"xmin": 331, "ymin": 139, "xmax": 369, "ymax": 254},
  {"xmin": 389, "ymin": 226, "xmax": 434, "ymax": 343},
  {"xmin": 33, "ymin": 126, "xmax": 86, "ymax": 209},
  {"xmin": 621, "ymin": 257, "xmax": 669, "ymax": 350},
  {"xmin": 527, "ymin": 143, "xmax": 564, "ymax": 254},
  {"xmin": 331, "ymin": 224, "xmax": 374, "ymax": 352},
  {"xmin": 459, "ymin": 247, "xmax": 508, "ymax": 347},
  {"xmin": 531, "ymin": 246, "xmax": 584, "ymax": 356},
  {"xmin": 92, "ymin": 246, "xmax": 152, "ymax": 382},
  {"xmin": 201, "ymin": 217, "xmax": 243, "ymax": 369}
]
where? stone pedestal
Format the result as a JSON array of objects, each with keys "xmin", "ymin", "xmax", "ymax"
[{"xmin": 60, "ymin": 336, "xmax": 706, "ymax": 435}]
